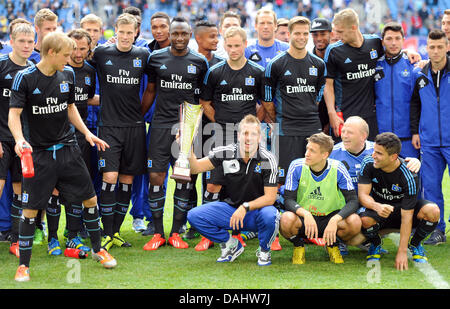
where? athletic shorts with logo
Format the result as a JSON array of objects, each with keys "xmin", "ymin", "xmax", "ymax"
[
  {"xmin": 98, "ymin": 126, "xmax": 146, "ymax": 175},
  {"xmin": 21, "ymin": 145, "xmax": 96, "ymax": 210}
]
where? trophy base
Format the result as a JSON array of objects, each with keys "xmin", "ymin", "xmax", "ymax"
[
  {"xmin": 171, "ymin": 166, "xmax": 191, "ymax": 183},
  {"xmin": 170, "ymin": 174, "xmax": 192, "ymax": 183}
]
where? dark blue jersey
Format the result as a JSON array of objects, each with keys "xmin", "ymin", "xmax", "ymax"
[
  {"xmin": 0, "ymin": 54, "xmax": 33, "ymax": 141},
  {"xmin": 324, "ymin": 35, "xmax": 384, "ymax": 119},
  {"xmin": 10, "ymin": 65, "xmax": 77, "ymax": 149},
  {"xmin": 264, "ymin": 51, "xmax": 325, "ymax": 136}
]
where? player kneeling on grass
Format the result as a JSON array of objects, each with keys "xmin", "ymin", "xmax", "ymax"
[
  {"xmin": 358, "ymin": 132, "xmax": 440, "ymax": 270},
  {"xmin": 187, "ymin": 115, "xmax": 279, "ymax": 266},
  {"xmin": 279, "ymin": 133, "xmax": 361, "ymax": 264},
  {"xmin": 9, "ymin": 32, "xmax": 116, "ymax": 282}
]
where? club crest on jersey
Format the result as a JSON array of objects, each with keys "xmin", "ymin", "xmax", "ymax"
[
  {"xmin": 309, "ymin": 67, "xmax": 318, "ymax": 76},
  {"xmin": 391, "ymin": 184, "xmax": 402, "ymax": 192},
  {"xmin": 187, "ymin": 64, "xmax": 196, "ymax": 74},
  {"xmin": 254, "ymin": 163, "xmax": 261, "ymax": 173},
  {"xmin": 98, "ymin": 159, "xmax": 105, "ymax": 168},
  {"xmin": 245, "ymin": 76, "xmax": 255, "ymax": 86},
  {"xmin": 60, "ymin": 82, "xmax": 69, "ymax": 93},
  {"xmin": 85, "ymin": 76, "xmax": 91, "ymax": 85},
  {"xmin": 147, "ymin": 159, "xmax": 152, "ymax": 168},
  {"xmin": 401, "ymin": 69, "xmax": 410, "ymax": 77},
  {"xmin": 278, "ymin": 168, "xmax": 285, "ymax": 177},
  {"xmin": 133, "ymin": 58, "xmax": 142, "ymax": 68},
  {"xmin": 370, "ymin": 49, "xmax": 378, "ymax": 59}
]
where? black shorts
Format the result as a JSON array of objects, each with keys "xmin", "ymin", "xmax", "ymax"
[
  {"xmin": 75, "ymin": 131, "xmax": 91, "ymax": 171},
  {"xmin": 21, "ymin": 145, "xmax": 95, "ymax": 210},
  {"xmin": 359, "ymin": 199, "xmax": 431, "ymax": 230},
  {"xmin": 147, "ymin": 127, "xmax": 178, "ymax": 173},
  {"xmin": 297, "ymin": 210, "xmax": 341, "ymax": 238},
  {"xmin": 0, "ymin": 140, "xmax": 21, "ymax": 182},
  {"xmin": 98, "ymin": 126, "xmax": 147, "ymax": 175},
  {"xmin": 206, "ymin": 124, "xmax": 238, "ymax": 186},
  {"xmin": 275, "ymin": 135, "xmax": 308, "ymax": 185}
]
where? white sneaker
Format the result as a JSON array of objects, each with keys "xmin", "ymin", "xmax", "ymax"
[
  {"xmin": 256, "ymin": 247, "xmax": 272, "ymax": 266},
  {"xmin": 217, "ymin": 237, "xmax": 244, "ymax": 263},
  {"xmin": 132, "ymin": 218, "xmax": 146, "ymax": 233}
]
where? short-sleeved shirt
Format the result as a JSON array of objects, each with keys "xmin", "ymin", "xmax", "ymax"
[
  {"xmin": 10, "ymin": 65, "xmax": 76, "ymax": 149},
  {"xmin": 91, "ymin": 44, "xmax": 151, "ymax": 127},
  {"xmin": 69, "ymin": 61, "xmax": 96, "ymax": 124},
  {"xmin": 148, "ymin": 47, "xmax": 209, "ymax": 128},
  {"xmin": 264, "ymin": 51, "xmax": 325, "ymax": 136},
  {"xmin": 324, "ymin": 35, "xmax": 384, "ymax": 119},
  {"xmin": 201, "ymin": 59, "xmax": 264, "ymax": 125},
  {"xmin": 208, "ymin": 143, "xmax": 278, "ymax": 207},
  {"xmin": 358, "ymin": 156, "xmax": 418, "ymax": 210},
  {"xmin": 245, "ymin": 40, "xmax": 289, "ymax": 68},
  {"xmin": 0, "ymin": 54, "xmax": 33, "ymax": 141}
]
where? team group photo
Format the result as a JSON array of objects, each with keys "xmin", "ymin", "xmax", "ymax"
[{"xmin": 0, "ymin": 0, "xmax": 449, "ymax": 291}]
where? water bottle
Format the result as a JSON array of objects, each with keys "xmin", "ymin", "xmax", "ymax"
[
  {"xmin": 64, "ymin": 248, "xmax": 88, "ymax": 259},
  {"xmin": 21, "ymin": 144, "xmax": 34, "ymax": 178}
]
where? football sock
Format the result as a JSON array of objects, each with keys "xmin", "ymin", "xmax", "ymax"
[
  {"xmin": 113, "ymin": 182, "xmax": 132, "ymax": 234},
  {"xmin": 100, "ymin": 182, "xmax": 115, "ymax": 237}
]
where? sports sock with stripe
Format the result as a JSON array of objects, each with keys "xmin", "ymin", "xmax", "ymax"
[
  {"xmin": 10, "ymin": 194, "xmax": 22, "ymax": 243},
  {"xmin": 83, "ymin": 205, "xmax": 101, "ymax": 253},
  {"xmin": 19, "ymin": 216, "xmax": 36, "ymax": 267},
  {"xmin": 148, "ymin": 185, "xmax": 166, "ymax": 237},
  {"xmin": 46, "ymin": 194, "xmax": 60, "ymax": 241},
  {"xmin": 113, "ymin": 182, "xmax": 132, "ymax": 234},
  {"xmin": 171, "ymin": 182, "xmax": 193, "ymax": 236},
  {"xmin": 410, "ymin": 219, "xmax": 437, "ymax": 247},
  {"xmin": 100, "ymin": 182, "xmax": 115, "ymax": 237}
]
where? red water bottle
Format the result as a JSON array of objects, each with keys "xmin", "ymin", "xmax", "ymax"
[
  {"xmin": 64, "ymin": 248, "xmax": 88, "ymax": 259},
  {"xmin": 336, "ymin": 111, "xmax": 344, "ymax": 137},
  {"xmin": 21, "ymin": 144, "xmax": 34, "ymax": 178}
]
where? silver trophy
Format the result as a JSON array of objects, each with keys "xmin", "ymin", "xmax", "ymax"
[{"xmin": 171, "ymin": 102, "xmax": 203, "ymax": 182}]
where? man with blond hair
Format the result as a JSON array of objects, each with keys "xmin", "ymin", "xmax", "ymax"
[
  {"xmin": 196, "ymin": 26, "xmax": 265, "ymax": 250},
  {"xmin": 9, "ymin": 32, "xmax": 116, "ymax": 282},
  {"xmin": 280, "ymin": 132, "xmax": 360, "ymax": 265},
  {"xmin": 324, "ymin": 8, "xmax": 419, "ymax": 141},
  {"xmin": 30, "ymin": 8, "xmax": 58, "ymax": 64},
  {"xmin": 0, "ymin": 23, "xmax": 34, "ymax": 257},
  {"xmin": 187, "ymin": 114, "xmax": 279, "ymax": 266},
  {"xmin": 91, "ymin": 13, "xmax": 152, "ymax": 250},
  {"xmin": 245, "ymin": 7, "xmax": 289, "ymax": 68}
]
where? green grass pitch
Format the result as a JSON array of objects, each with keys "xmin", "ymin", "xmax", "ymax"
[{"xmin": 0, "ymin": 169, "xmax": 449, "ymax": 290}]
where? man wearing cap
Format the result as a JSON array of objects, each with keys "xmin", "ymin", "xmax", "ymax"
[{"xmin": 310, "ymin": 18, "xmax": 332, "ymax": 59}]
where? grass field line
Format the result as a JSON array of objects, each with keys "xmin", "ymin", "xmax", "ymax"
[{"xmin": 388, "ymin": 233, "xmax": 450, "ymax": 289}]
